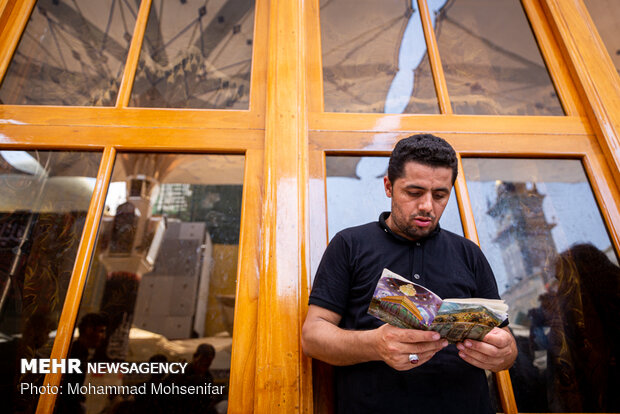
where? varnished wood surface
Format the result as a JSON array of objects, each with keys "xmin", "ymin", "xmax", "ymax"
[
  {"xmin": 454, "ymin": 154, "xmax": 480, "ymax": 244},
  {"xmin": 227, "ymin": 148, "xmax": 263, "ymax": 414},
  {"xmin": 308, "ymin": 150, "xmax": 329, "ymax": 280},
  {"xmin": 0, "ymin": 0, "xmax": 619, "ymax": 412},
  {"xmin": 36, "ymin": 147, "xmax": 116, "ymax": 414},
  {"xmin": 305, "ymin": 0, "xmax": 324, "ymax": 114},
  {"xmin": 254, "ymin": 0, "xmax": 311, "ymax": 412},
  {"xmin": 247, "ymin": 0, "xmax": 269, "ymax": 117},
  {"xmin": 309, "ymin": 113, "xmax": 592, "ymax": 136},
  {"xmin": 307, "ymin": 149, "xmax": 330, "ymax": 412},
  {"xmin": 310, "ymin": 129, "xmax": 595, "ymax": 154},
  {"xmin": 0, "ymin": 124, "xmax": 263, "ymax": 150},
  {"xmin": 0, "ymin": 106, "xmax": 264, "ymax": 129},
  {"xmin": 543, "ymin": 0, "xmax": 620, "ymax": 189},
  {"xmin": 0, "ymin": 0, "xmax": 35, "ymax": 84},
  {"xmin": 496, "ymin": 370, "xmax": 518, "ymax": 414},
  {"xmin": 0, "ymin": 0, "xmax": 15, "ymax": 33},
  {"xmin": 116, "ymin": 0, "xmax": 152, "ymax": 108},
  {"xmin": 418, "ymin": 0, "xmax": 452, "ymax": 115}
]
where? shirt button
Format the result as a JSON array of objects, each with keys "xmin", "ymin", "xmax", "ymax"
[{"xmin": 413, "ymin": 273, "xmax": 420, "ymax": 279}]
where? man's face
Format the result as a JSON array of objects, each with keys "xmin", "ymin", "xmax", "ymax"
[
  {"xmin": 82, "ymin": 325, "xmax": 107, "ymax": 349},
  {"xmin": 384, "ymin": 161, "xmax": 453, "ymax": 241}
]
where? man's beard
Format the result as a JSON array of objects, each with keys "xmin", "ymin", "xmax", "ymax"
[{"xmin": 391, "ymin": 208, "xmax": 436, "ymax": 240}]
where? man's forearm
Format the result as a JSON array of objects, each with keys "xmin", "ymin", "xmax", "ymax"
[
  {"xmin": 301, "ymin": 318, "xmax": 378, "ymax": 366},
  {"xmin": 302, "ymin": 305, "xmax": 446, "ymax": 370}
]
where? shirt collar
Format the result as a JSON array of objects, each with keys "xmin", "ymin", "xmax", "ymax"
[{"xmin": 378, "ymin": 211, "xmax": 441, "ymax": 244}]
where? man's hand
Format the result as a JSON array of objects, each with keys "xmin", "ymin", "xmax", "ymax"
[
  {"xmin": 456, "ymin": 327, "xmax": 517, "ymax": 372},
  {"xmin": 302, "ymin": 305, "xmax": 447, "ymax": 369},
  {"xmin": 372, "ymin": 324, "xmax": 448, "ymax": 371}
]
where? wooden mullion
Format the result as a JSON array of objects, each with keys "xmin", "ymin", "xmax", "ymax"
[
  {"xmin": 247, "ymin": 0, "xmax": 268, "ymax": 119},
  {"xmin": 0, "ymin": 0, "xmax": 9, "ymax": 16},
  {"xmin": 310, "ymin": 130, "xmax": 594, "ymax": 155},
  {"xmin": 309, "ymin": 113, "xmax": 592, "ymax": 135},
  {"xmin": 308, "ymin": 148, "xmax": 333, "ymax": 414},
  {"xmin": 0, "ymin": 124, "xmax": 264, "ymax": 151},
  {"xmin": 36, "ymin": 146, "xmax": 116, "ymax": 414},
  {"xmin": 0, "ymin": 105, "xmax": 263, "ymax": 129},
  {"xmin": 0, "ymin": 0, "xmax": 15, "ymax": 29},
  {"xmin": 309, "ymin": 149, "xmax": 329, "ymax": 277},
  {"xmin": 226, "ymin": 148, "xmax": 263, "ymax": 414},
  {"xmin": 255, "ymin": 0, "xmax": 310, "ymax": 410},
  {"xmin": 417, "ymin": 0, "xmax": 452, "ymax": 114},
  {"xmin": 115, "ymin": 0, "xmax": 152, "ymax": 108},
  {"xmin": 495, "ymin": 371, "xmax": 518, "ymax": 414},
  {"xmin": 454, "ymin": 154, "xmax": 479, "ymax": 244},
  {"xmin": 305, "ymin": 0, "xmax": 324, "ymax": 113},
  {"xmin": 454, "ymin": 154, "xmax": 518, "ymax": 414},
  {"xmin": 0, "ymin": 0, "xmax": 35, "ymax": 85}
]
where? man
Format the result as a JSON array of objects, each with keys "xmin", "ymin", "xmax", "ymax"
[
  {"xmin": 302, "ymin": 134, "xmax": 517, "ymax": 413},
  {"xmin": 172, "ymin": 343, "xmax": 219, "ymax": 414},
  {"xmin": 55, "ymin": 313, "xmax": 107, "ymax": 413}
]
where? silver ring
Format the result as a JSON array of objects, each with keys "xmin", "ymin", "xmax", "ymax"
[{"xmin": 408, "ymin": 353, "xmax": 419, "ymax": 364}]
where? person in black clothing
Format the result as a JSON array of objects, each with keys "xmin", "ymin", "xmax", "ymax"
[
  {"xmin": 134, "ymin": 354, "xmax": 169, "ymax": 414},
  {"xmin": 302, "ymin": 134, "xmax": 518, "ymax": 413},
  {"xmin": 168, "ymin": 344, "xmax": 218, "ymax": 414},
  {"xmin": 56, "ymin": 313, "xmax": 107, "ymax": 414}
]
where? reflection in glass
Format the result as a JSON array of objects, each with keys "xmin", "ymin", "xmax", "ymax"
[
  {"xmin": 583, "ymin": 0, "xmax": 620, "ymax": 76},
  {"xmin": 55, "ymin": 154, "xmax": 243, "ymax": 413},
  {"xmin": 0, "ymin": 150, "xmax": 101, "ymax": 413},
  {"xmin": 326, "ymin": 156, "xmax": 462, "ymax": 240},
  {"xmin": 463, "ymin": 158, "xmax": 619, "ymax": 413},
  {"xmin": 321, "ymin": 0, "xmax": 439, "ymax": 114},
  {"xmin": 435, "ymin": 0, "xmax": 564, "ymax": 115},
  {"xmin": 0, "ymin": 0, "xmax": 137, "ymax": 106},
  {"xmin": 129, "ymin": 0, "xmax": 255, "ymax": 109}
]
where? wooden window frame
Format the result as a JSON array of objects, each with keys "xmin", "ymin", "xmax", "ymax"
[
  {"xmin": 304, "ymin": 0, "xmax": 620, "ymax": 413},
  {"xmin": 0, "ymin": 1, "xmax": 269, "ymax": 413},
  {"xmin": 0, "ymin": 0, "xmax": 618, "ymax": 413}
]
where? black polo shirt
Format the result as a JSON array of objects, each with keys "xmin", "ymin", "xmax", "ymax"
[{"xmin": 309, "ymin": 212, "xmax": 500, "ymax": 414}]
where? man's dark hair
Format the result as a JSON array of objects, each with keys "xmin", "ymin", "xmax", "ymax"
[
  {"xmin": 387, "ymin": 134, "xmax": 458, "ymax": 184},
  {"xmin": 77, "ymin": 312, "xmax": 107, "ymax": 332},
  {"xmin": 194, "ymin": 343, "xmax": 215, "ymax": 359}
]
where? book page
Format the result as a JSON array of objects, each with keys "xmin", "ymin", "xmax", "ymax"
[
  {"xmin": 367, "ymin": 269, "xmax": 509, "ymax": 342},
  {"xmin": 367, "ymin": 269, "xmax": 442, "ymax": 329}
]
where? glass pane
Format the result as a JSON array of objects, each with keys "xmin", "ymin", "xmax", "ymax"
[
  {"xmin": 463, "ymin": 158, "xmax": 619, "ymax": 413},
  {"xmin": 435, "ymin": 0, "xmax": 564, "ymax": 115},
  {"xmin": 129, "ymin": 0, "xmax": 255, "ymax": 109},
  {"xmin": 0, "ymin": 150, "xmax": 101, "ymax": 413},
  {"xmin": 0, "ymin": 0, "xmax": 138, "ymax": 106},
  {"xmin": 54, "ymin": 153, "xmax": 243, "ymax": 414},
  {"xmin": 583, "ymin": 0, "xmax": 620, "ymax": 76},
  {"xmin": 321, "ymin": 0, "xmax": 440, "ymax": 114},
  {"xmin": 326, "ymin": 156, "xmax": 462, "ymax": 239}
]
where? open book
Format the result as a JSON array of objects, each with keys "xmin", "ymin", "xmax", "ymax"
[{"xmin": 367, "ymin": 268, "xmax": 508, "ymax": 342}]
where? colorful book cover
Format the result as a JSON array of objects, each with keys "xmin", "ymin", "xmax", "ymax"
[{"xmin": 367, "ymin": 269, "xmax": 508, "ymax": 342}]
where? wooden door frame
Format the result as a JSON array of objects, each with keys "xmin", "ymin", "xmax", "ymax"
[
  {"xmin": 303, "ymin": 0, "xmax": 620, "ymax": 413},
  {"xmin": 0, "ymin": 0, "xmax": 619, "ymax": 413}
]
